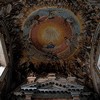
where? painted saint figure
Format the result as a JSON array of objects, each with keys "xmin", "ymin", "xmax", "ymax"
[
  {"xmin": 46, "ymin": 42, "xmax": 55, "ymax": 49},
  {"xmin": 64, "ymin": 36, "xmax": 78, "ymax": 52}
]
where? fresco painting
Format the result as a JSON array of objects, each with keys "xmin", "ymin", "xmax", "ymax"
[
  {"xmin": 0, "ymin": 0, "xmax": 100, "ymax": 99},
  {"xmin": 23, "ymin": 8, "xmax": 80, "ymax": 61}
]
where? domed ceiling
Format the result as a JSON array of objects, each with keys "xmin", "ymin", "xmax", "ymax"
[
  {"xmin": 0, "ymin": 0, "xmax": 100, "ymax": 98},
  {"xmin": 1, "ymin": 0, "xmax": 99, "ymax": 87},
  {"xmin": 23, "ymin": 8, "xmax": 81, "ymax": 62}
]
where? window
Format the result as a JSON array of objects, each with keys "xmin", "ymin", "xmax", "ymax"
[
  {"xmin": 0, "ymin": 33, "xmax": 8, "ymax": 80},
  {"xmin": 97, "ymin": 55, "xmax": 100, "ymax": 70},
  {"xmin": 0, "ymin": 66, "xmax": 5, "ymax": 76}
]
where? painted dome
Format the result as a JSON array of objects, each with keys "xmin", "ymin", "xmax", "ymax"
[{"xmin": 23, "ymin": 8, "xmax": 80, "ymax": 61}]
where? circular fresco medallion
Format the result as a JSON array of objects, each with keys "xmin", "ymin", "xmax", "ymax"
[{"xmin": 23, "ymin": 8, "xmax": 81, "ymax": 61}]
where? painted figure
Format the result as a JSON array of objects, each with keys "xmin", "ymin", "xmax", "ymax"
[{"xmin": 46, "ymin": 42, "xmax": 55, "ymax": 49}]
